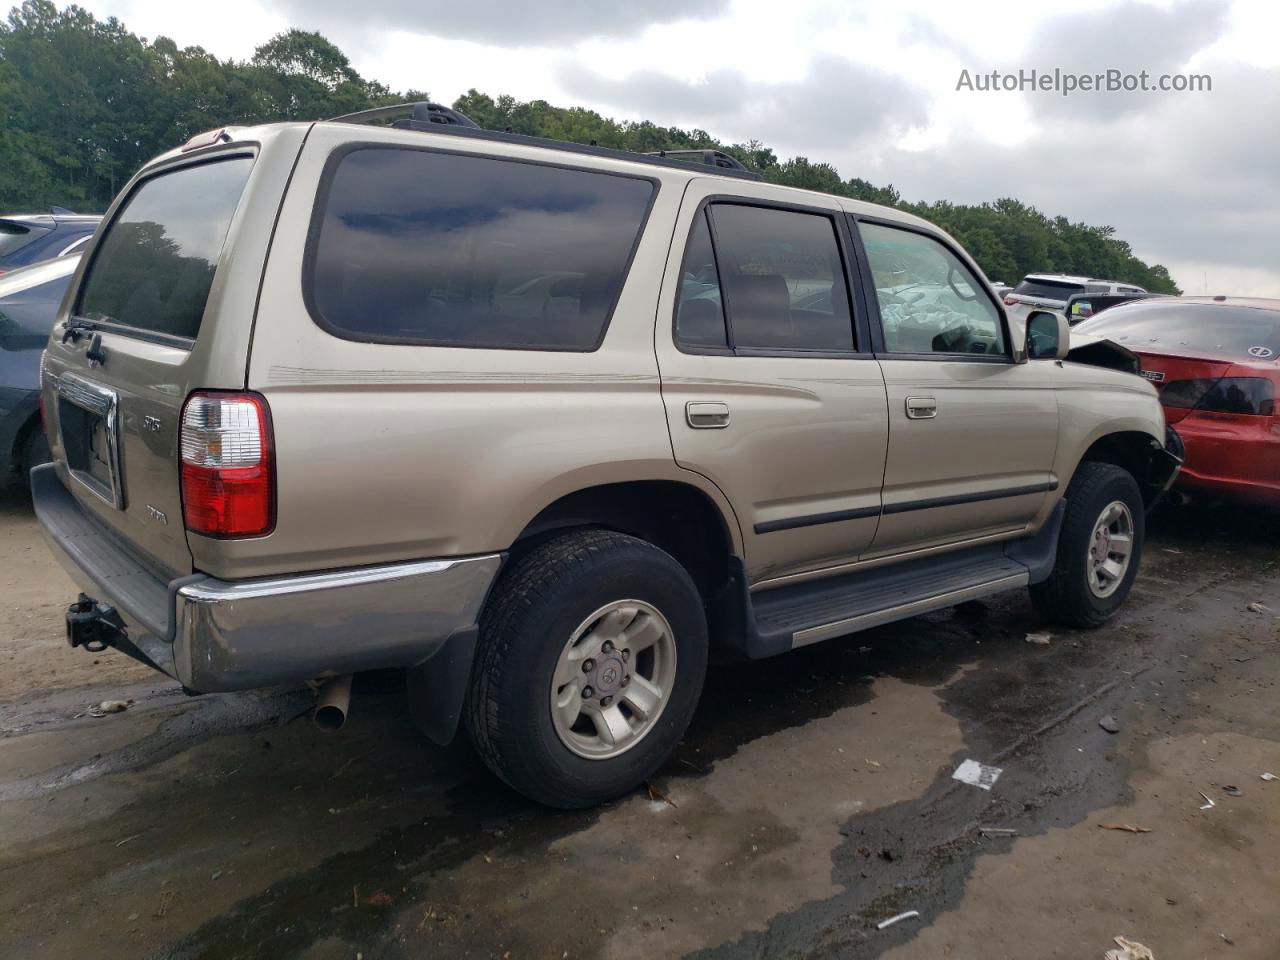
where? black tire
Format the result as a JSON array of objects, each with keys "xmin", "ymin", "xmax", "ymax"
[
  {"xmin": 18, "ymin": 426, "xmax": 51, "ymax": 486},
  {"xmin": 1030, "ymin": 461, "xmax": 1144, "ymax": 628},
  {"xmin": 465, "ymin": 529, "xmax": 708, "ymax": 809}
]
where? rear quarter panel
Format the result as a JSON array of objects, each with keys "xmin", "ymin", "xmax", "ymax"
[{"xmin": 216, "ymin": 125, "xmax": 740, "ymax": 580}]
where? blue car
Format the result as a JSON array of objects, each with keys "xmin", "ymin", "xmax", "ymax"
[
  {"xmin": 0, "ymin": 255, "xmax": 80, "ymax": 484},
  {"xmin": 0, "ymin": 208, "xmax": 100, "ymax": 275}
]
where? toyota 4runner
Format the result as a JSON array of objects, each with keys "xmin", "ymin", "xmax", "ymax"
[{"xmin": 33, "ymin": 103, "xmax": 1181, "ymax": 808}]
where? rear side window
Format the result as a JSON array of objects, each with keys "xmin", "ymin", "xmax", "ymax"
[
  {"xmin": 77, "ymin": 157, "xmax": 252, "ymax": 340},
  {"xmin": 700, "ymin": 203, "xmax": 855, "ymax": 352},
  {"xmin": 307, "ymin": 147, "xmax": 656, "ymax": 351}
]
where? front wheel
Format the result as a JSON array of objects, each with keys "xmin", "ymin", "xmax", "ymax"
[
  {"xmin": 1030, "ymin": 461, "xmax": 1144, "ymax": 628},
  {"xmin": 465, "ymin": 529, "xmax": 708, "ymax": 809}
]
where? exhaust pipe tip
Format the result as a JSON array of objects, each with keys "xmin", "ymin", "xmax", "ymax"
[{"xmin": 313, "ymin": 674, "xmax": 353, "ymax": 732}]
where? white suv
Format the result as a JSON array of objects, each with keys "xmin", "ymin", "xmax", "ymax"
[{"xmin": 1005, "ymin": 274, "xmax": 1147, "ymax": 330}]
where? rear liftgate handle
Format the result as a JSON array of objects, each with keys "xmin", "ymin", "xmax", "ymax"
[
  {"xmin": 686, "ymin": 401, "xmax": 731, "ymax": 429},
  {"xmin": 905, "ymin": 396, "xmax": 937, "ymax": 420}
]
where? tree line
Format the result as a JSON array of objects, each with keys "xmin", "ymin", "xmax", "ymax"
[{"xmin": 0, "ymin": 1, "xmax": 1179, "ymax": 293}]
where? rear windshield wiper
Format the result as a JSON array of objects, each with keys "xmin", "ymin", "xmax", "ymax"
[{"xmin": 60, "ymin": 316, "xmax": 99, "ymax": 343}]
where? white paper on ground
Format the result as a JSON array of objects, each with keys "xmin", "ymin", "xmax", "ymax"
[{"xmin": 952, "ymin": 758, "xmax": 1002, "ymax": 790}]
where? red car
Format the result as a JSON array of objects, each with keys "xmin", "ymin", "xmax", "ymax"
[{"xmin": 1076, "ymin": 296, "xmax": 1280, "ymax": 506}]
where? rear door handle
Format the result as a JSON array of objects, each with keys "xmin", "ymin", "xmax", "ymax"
[
  {"xmin": 905, "ymin": 396, "xmax": 937, "ymax": 419},
  {"xmin": 686, "ymin": 401, "xmax": 730, "ymax": 429}
]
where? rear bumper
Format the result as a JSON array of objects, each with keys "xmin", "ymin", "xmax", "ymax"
[{"xmin": 31, "ymin": 463, "xmax": 503, "ymax": 692}]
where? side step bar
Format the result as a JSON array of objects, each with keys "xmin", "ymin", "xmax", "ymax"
[{"xmin": 719, "ymin": 502, "xmax": 1065, "ymax": 660}]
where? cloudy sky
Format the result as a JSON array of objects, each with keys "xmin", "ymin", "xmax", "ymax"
[{"xmin": 80, "ymin": 0, "xmax": 1279, "ymax": 295}]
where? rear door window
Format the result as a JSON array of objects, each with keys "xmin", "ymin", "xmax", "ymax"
[
  {"xmin": 705, "ymin": 203, "xmax": 855, "ymax": 352},
  {"xmin": 1012, "ymin": 278, "xmax": 1084, "ymax": 302},
  {"xmin": 77, "ymin": 157, "xmax": 253, "ymax": 340},
  {"xmin": 306, "ymin": 147, "xmax": 656, "ymax": 351}
]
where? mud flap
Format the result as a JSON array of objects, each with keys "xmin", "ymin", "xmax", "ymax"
[{"xmin": 406, "ymin": 626, "xmax": 479, "ymax": 745}]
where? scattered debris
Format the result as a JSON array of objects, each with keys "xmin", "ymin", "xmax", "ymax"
[
  {"xmin": 365, "ymin": 890, "xmax": 393, "ymax": 906},
  {"xmin": 876, "ymin": 910, "xmax": 920, "ymax": 930},
  {"xmin": 979, "ymin": 827, "xmax": 1018, "ymax": 837},
  {"xmin": 1223, "ymin": 785, "xmax": 1242, "ymax": 797},
  {"xmin": 1246, "ymin": 601, "xmax": 1270, "ymax": 614},
  {"xmin": 210, "ymin": 870, "xmax": 223, "ymax": 881},
  {"xmin": 1163, "ymin": 547, "xmax": 1183, "ymax": 554},
  {"xmin": 1261, "ymin": 773, "xmax": 1278, "ymax": 782},
  {"xmin": 1199, "ymin": 791, "xmax": 1216, "ymax": 811},
  {"xmin": 1104, "ymin": 935, "xmax": 1155, "ymax": 960},
  {"xmin": 1220, "ymin": 933, "xmax": 1235, "ymax": 946},
  {"xmin": 865, "ymin": 759, "xmax": 881, "ymax": 768},
  {"xmin": 645, "ymin": 782, "xmax": 677, "ymax": 808},
  {"xmin": 858, "ymin": 645, "xmax": 873, "ymax": 654},
  {"xmin": 952, "ymin": 759, "xmax": 1002, "ymax": 791},
  {"xmin": 1099, "ymin": 715, "xmax": 1121, "ymax": 734},
  {"xmin": 1024, "ymin": 631, "xmax": 1053, "ymax": 646},
  {"xmin": 153, "ymin": 890, "xmax": 174, "ymax": 919},
  {"xmin": 1099, "ymin": 823, "xmax": 1152, "ymax": 834},
  {"xmin": 88, "ymin": 699, "xmax": 130, "ymax": 717},
  {"xmin": 115, "ymin": 833, "xmax": 142, "ymax": 847}
]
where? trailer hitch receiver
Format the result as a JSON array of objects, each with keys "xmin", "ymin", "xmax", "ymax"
[{"xmin": 66, "ymin": 593, "xmax": 126, "ymax": 653}]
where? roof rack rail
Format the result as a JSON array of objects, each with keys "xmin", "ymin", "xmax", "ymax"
[
  {"xmin": 327, "ymin": 101, "xmax": 481, "ymax": 130},
  {"xmin": 323, "ymin": 102, "xmax": 762, "ymax": 181},
  {"xmin": 642, "ymin": 149, "xmax": 750, "ymax": 173}
]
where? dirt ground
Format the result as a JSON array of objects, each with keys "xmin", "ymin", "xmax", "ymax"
[{"xmin": 1, "ymin": 480, "xmax": 1278, "ymax": 960}]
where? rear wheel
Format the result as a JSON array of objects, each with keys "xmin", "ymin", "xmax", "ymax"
[
  {"xmin": 465, "ymin": 529, "xmax": 708, "ymax": 808},
  {"xmin": 18, "ymin": 425, "xmax": 51, "ymax": 486},
  {"xmin": 1030, "ymin": 461, "xmax": 1144, "ymax": 627}
]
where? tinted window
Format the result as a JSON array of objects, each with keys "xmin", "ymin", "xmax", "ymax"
[
  {"xmin": 308, "ymin": 148, "xmax": 655, "ymax": 350},
  {"xmin": 708, "ymin": 204, "xmax": 853, "ymax": 352},
  {"xmin": 77, "ymin": 157, "xmax": 252, "ymax": 339},
  {"xmin": 1077, "ymin": 302, "xmax": 1280, "ymax": 361},
  {"xmin": 0, "ymin": 222, "xmax": 45, "ymax": 260},
  {"xmin": 860, "ymin": 222, "xmax": 1006, "ymax": 356},
  {"xmin": 674, "ymin": 212, "xmax": 728, "ymax": 348},
  {"xmin": 1012, "ymin": 278, "xmax": 1084, "ymax": 301}
]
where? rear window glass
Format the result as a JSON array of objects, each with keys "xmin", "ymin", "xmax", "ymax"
[
  {"xmin": 77, "ymin": 157, "xmax": 253, "ymax": 339},
  {"xmin": 307, "ymin": 147, "xmax": 655, "ymax": 351},
  {"xmin": 1077, "ymin": 303, "xmax": 1280, "ymax": 361},
  {"xmin": 1012, "ymin": 279, "xmax": 1084, "ymax": 301},
  {"xmin": 0, "ymin": 222, "xmax": 45, "ymax": 260}
]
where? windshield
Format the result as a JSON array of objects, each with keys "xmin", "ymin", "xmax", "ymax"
[
  {"xmin": 1077, "ymin": 302, "xmax": 1280, "ymax": 362},
  {"xmin": 76, "ymin": 156, "xmax": 253, "ymax": 339}
]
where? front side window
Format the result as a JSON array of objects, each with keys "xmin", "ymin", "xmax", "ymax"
[
  {"xmin": 706, "ymin": 203, "xmax": 854, "ymax": 352},
  {"xmin": 77, "ymin": 157, "xmax": 253, "ymax": 339},
  {"xmin": 307, "ymin": 147, "xmax": 655, "ymax": 351},
  {"xmin": 859, "ymin": 222, "xmax": 1007, "ymax": 357}
]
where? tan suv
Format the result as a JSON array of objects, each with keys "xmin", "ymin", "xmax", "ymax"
[{"xmin": 34, "ymin": 103, "xmax": 1181, "ymax": 808}]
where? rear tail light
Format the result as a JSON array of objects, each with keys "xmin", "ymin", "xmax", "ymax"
[
  {"xmin": 179, "ymin": 392, "xmax": 274, "ymax": 537},
  {"xmin": 1003, "ymin": 296, "xmax": 1017, "ymax": 306},
  {"xmin": 1160, "ymin": 377, "xmax": 1275, "ymax": 416}
]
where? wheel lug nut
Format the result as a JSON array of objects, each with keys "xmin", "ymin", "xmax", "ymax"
[
  {"xmin": 621, "ymin": 675, "xmax": 630, "ymax": 687},
  {"xmin": 621, "ymin": 649, "xmax": 630, "ymax": 661},
  {"xmin": 583, "ymin": 658, "xmax": 595, "ymax": 672},
  {"xmin": 600, "ymin": 696, "xmax": 613, "ymax": 706},
  {"xmin": 582, "ymin": 686, "xmax": 595, "ymax": 699},
  {"xmin": 602, "ymin": 641, "xmax": 614, "ymax": 654}
]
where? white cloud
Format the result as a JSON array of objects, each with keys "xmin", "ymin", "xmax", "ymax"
[{"xmin": 70, "ymin": 0, "xmax": 1280, "ymax": 295}]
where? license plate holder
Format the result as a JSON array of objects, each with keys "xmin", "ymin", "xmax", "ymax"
[{"xmin": 56, "ymin": 374, "xmax": 124, "ymax": 509}]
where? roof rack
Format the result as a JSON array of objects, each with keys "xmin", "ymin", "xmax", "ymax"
[
  {"xmin": 642, "ymin": 149, "xmax": 750, "ymax": 173},
  {"xmin": 328, "ymin": 102, "xmax": 480, "ymax": 130},
  {"xmin": 323, "ymin": 102, "xmax": 762, "ymax": 181}
]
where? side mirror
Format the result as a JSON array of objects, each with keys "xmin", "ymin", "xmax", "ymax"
[{"xmin": 1026, "ymin": 310, "xmax": 1070, "ymax": 360}]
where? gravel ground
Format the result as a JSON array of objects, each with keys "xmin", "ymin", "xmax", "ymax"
[{"xmin": 0, "ymin": 481, "xmax": 1277, "ymax": 960}]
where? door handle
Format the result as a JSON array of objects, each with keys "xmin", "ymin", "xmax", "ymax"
[
  {"xmin": 686, "ymin": 401, "xmax": 730, "ymax": 429},
  {"xmin": 905, "ymin": 396, "xmax": 937, "ymax": 419}
]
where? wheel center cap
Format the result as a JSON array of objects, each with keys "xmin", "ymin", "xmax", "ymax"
[{"xmin": 594, "ymin": 657, "xmax": 624, "ymax": 694}]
